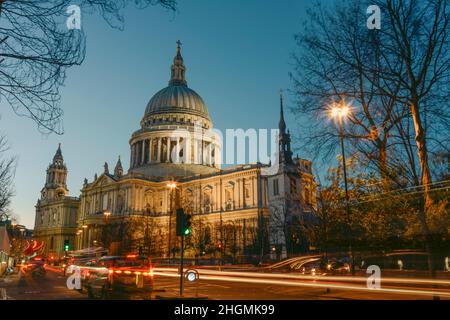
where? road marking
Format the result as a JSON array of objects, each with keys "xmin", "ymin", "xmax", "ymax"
[{"xmin": 204, "ymin": 283, "xmax": 231, "ymax": 289}]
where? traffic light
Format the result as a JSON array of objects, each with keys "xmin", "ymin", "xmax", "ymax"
[
  {"xmin": 183, "ymin": 214, "xmax": 192, "ymax": 236},
  {"xmin": 175, "ymin": 208, "xmax": 192, "ymax": 237},
  {"xmin": 64, "ymin": 239, "xmax": 70, "ymax": 252},
  {"xmin": 176, "ymin": 208, "xmax": 184, "ymax": 236}
]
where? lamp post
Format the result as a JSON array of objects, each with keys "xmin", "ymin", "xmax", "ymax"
[
  {"xmin": 103, "ymin": 210, "xmax": 111, "ymax": 251},
  {"xmin": 76, "ymin": 229, "xmax": 82, "ymax": 250},
  {"xmin": 330, "ymin": 101, "xmax": 355, "ymax": 274},
  {"xmin": 82, "ymin": 223, "xmax": 88, "ymax": 248},
  {"xmin": 167, "ymin": 182, "xmax": 177, "ymax": 263}
]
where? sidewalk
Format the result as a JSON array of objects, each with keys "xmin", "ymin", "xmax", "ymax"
[{"xmin": 0, "ymin": 271, "xmax": 21, "ymax": 300}]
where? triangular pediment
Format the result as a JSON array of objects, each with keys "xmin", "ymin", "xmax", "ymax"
[{"xmin": 90, "ymin": 173, "xmax": 117, "ymax": 188}]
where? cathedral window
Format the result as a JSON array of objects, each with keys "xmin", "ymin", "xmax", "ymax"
[
  {"xmin": 245, "ymin": 186, "xmax": 250, "ymax": 199},
  {"xmin": 144, "ymin": 140, "xmax": 150, "ymax": 163},
  {"xmin": 290, "ymin": 178, "xmax": 297, "ymax": 195},
  {"xmin": 273, "ymin": 179, "xmax": 279, "ymax": 196},
  {"xmin": 102, "ymin": 194, "xmax": 109, "ymax": 211},
  {"xmin": 203, "ymin": 189, "xmax": 212, "ymax": 213}
]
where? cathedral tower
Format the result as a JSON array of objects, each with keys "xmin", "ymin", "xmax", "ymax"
[
  {"xmin": 41, "ymin": 144, "xmax": 69, "ymax": 200},
  {"xmin": 278, "ymin": 92, "xmax": 293, "ymax": 165}
]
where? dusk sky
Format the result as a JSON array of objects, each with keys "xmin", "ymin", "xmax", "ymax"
[{"xmin": 1, "ymin": 0, "xmax": 334, "ymax": 228}]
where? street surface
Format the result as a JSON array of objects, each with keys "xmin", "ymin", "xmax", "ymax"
[{"xmin": 1, "ymin": 265, "xmax": 449, "ymax": 300}]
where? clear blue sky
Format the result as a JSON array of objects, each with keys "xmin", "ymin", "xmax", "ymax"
[{"xmin": 0, "ymin": 0, "xmax": 333, "ymax": 228}]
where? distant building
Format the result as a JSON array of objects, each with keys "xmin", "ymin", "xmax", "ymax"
[
  {"xmin": 0, "ymin": 226, "xmax": 11, "ymax": 274},
  {"xmin": 33, "ymin": 145, "xmax": 80, "ymax": 258}
]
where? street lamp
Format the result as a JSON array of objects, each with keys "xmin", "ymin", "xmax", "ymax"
[
  {"xmin": 167, "ymin": 181, "xmax": 177, "ymax": 261},
  {"xmin": 102, "ymin": 210, "xmax": 112, "ymax": 251},
  {"xmin": 329, "ymin": 100, "xmax": 354, "ymax": 274}
]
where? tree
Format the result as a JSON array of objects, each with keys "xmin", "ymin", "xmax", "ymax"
[
  {"xmin": 292, "ymin": 0, "xmax": 450, "ymax": 272},
  {"xmin": 0, "ymin": 0, "xmax": 176, "ymax": 134},
  {"xmin": 292, "ymin": 0, "xmax": 407, "ymax": 189},
  {"xmin": 371, "ymin": 0, "xmax": 450, "ymax": 212},
  {"xmin": 0, "ymin": 135, "xmax": 14, "ymax": 216}
]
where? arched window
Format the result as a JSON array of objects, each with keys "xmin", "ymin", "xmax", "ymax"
[
  {"xmin": 225, "ymin": 182, "xmax": 235, "ymax": 210},
  {"xmin": 203, "ymin": 186, "xmax": 213, "ymax": 213}
]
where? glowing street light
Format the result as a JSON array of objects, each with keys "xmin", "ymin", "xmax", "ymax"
[
  {"xmin": 330, "ymin": 102, "xmax": 350, "ymax": 119},
  {"xmin": 166, "ymin": 180, "xmax": 178, "ymax": 263},
  {"xmin": 166, "ymin": 182, "xmax": 177, "ymax": 189},
  {"xmin": 103, "ymin": 210, "xmax": 112, "ymax": 218},
  {"xmin": 328, "ymin": 99, "xmax": 354, "ymax": 274}
]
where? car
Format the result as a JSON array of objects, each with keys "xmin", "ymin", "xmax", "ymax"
[
  {"xmin": 23, "ymin": 257, "xmax": 47, "ymax": 279},
  {"xmin": 324, "ymin": 259, "xmax": 351, "ymax": 274},
  {"xmin": 299, "ymin": 260, "xmax": 324, "ymax": 276},
  {"xmin": 83, "ymin": 255, "xmax": 154, "ymax": 299},
  {"xmin": 63, "ymin": 257, "xmax": 97, "ymax": 276}
]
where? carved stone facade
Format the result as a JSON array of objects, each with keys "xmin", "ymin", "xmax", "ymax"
[
  {"xmin": 34, "ymin": 144, "xmax": 80, "ymax": 258},
  {"xmin": 34, "ymin": 44, "xmax": 317, "ymax": 262}
]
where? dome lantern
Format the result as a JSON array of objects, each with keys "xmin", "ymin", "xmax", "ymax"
[
  {"xmin": 169, "ymin": 40, "xmax": 187, "ymax": 87},
  {"xmin": 142, "ymin": 41, "xmax": 211, "ymax": 129}
]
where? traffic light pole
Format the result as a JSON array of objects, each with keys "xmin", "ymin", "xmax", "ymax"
[
  {"xmin": 176, "ymin": 207, "xmax": 191, "ymax": 296},
  {"xmin": 179, "ymin": 233, "xmax": 184, "ymax": 296}
]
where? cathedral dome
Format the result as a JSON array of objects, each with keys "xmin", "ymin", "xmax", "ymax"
[
  {"xmin": 141, "ymin": 41, "xmax": 211, "ymax": 129},
  {"xmin": 144, "ymin": 85, "xmax": 210, "ymax": 120},
  {"xmin": 130, "ymin": 42, "xmax": 221, "ymax": 178}
]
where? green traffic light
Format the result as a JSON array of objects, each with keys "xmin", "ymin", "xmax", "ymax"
[{"xmin": 184, "ymin": 228, "xmax": 191, "ymax": 235}]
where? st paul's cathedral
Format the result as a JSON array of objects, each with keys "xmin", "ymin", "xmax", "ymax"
[{"xmin": 33, "ymin": 43, "xmax": 317, "ymax": 263}]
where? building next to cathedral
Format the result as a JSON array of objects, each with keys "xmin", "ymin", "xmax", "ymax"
[
  {"xmin": 34, "ymin": 43, "xmax": 317, "ymax": 262},
  {"xmin": 33, "ymin": 144, "xmax": 80, "ymax": 258}
]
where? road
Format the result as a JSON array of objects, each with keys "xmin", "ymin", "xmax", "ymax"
[
  {"xmin": 0, "ymin": 267, "xmax": 86, "ymax": 300},
  {"xmin": 153, "ymin": 268, "xmax": 450, "ymax": 300},
  {"xmin": 1, "ymin": 266, "xmax": 449, "ymax": 300}
]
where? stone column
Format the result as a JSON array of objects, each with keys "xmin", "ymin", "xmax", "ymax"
[
  {"xmin": 132, "ymin": 143, "xmax": 136, "ymax": 167},
  {"xmin": 130, "ymin": 144, "xmax": 134, "ymax": 168},
  {"xmin": 241, "ymin": 178, "xmax": 246, "ymax": 208},
  {"xmin": 157, "ymin": 138, "xmax": 161, "ymax": 163},
  {"xmin": 235, "ymin": 179, "xmax": 239, "ymax": 208},
  {"xmin": 184, "ymin": 137, "xmax": 191, "ymax": 164},
  {"xmin": 253, "ymin": 176, "xmax": 257, "ymax": 207},
  {"xmin": 135, "ymin": 141, "xmax": 140, "ymax": 166},
  {"xmin": 87, "ymin": 226, "xmax": 92, "ymax": 247},
  {"xmin": 141, "ymin": 140, "xmax": 145, "ymax": 165},
  {"xmin": 166, "ymin": 138, "xmax": 171, "ymax": 163},
  {"xmin": 149, "ymin": 138, "xmax": 153, "ymax": 163},
  {"xmin": 175, "ymin": 137, "xmax": 180, "ymax": 163},
  {"xmin": 192, "ymin": 138, "xmax": 198, "ymax": 165}
]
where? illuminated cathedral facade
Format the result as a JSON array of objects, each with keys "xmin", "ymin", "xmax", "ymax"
[{"xmin": 34, "ymin": 43, "xmax": 317, "ymax": 262}]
